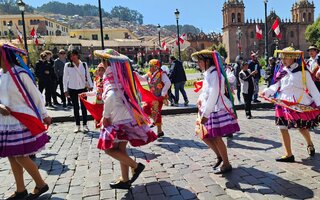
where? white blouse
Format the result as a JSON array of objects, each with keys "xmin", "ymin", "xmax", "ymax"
[
  {"xmin": 63, "ymin": 61, "xmax": 93, "ymax": 92},
  {"xmin": 263, "ymin": 63, "xmax": 320, "ymax": 106},
  {"xmin": 198, "ymin": 66, "xmax": 232, "ymax": 118},
  {"xmin": 0, "ymin": 66, "xmax": 48, "ymax": 128}
]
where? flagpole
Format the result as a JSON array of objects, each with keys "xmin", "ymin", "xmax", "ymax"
[{"xmin": 264, "ymin": 0, "xmax": 268, "ymax": 64}]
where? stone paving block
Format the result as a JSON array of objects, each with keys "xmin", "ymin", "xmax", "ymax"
[
  {"xmin": 83, "ymin": 186, "xmax": 100, "ymax": 197},
  {"xmin": 207, "ymin": 185, "xmax": 226, "ymax": 196},
  {"xmin": 53, "ymin": 184, "xmax": 69, "ymax": 193},
  {"xmin": 179, "ymin": 188, "xmax": 197, "ymax": 200},
  {"xmin": 149, "ymin": 194, "xmax": 167, "ymax": 200},
  {"xmin": 146, "ymin": 184, "xmax": 164, "ymax": 195},
  {"xmin": 162, "ymin": 185, "xmax": 180, "ymax": 196},
  {"xmin": 197, "ymin": 192, "xmax": 216, "ymax": 200},
  {"xmin": 100, "ymin": 189, "xmax": 115, "ymax": 199}
]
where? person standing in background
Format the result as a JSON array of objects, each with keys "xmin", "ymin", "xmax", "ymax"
[
  {"xmin": 248, "ymin": 53, "xmax": 262, "ymax": 103},
  {"xmin": 54, "ymin": 49, "xmax": 68, "ymax": 108}
]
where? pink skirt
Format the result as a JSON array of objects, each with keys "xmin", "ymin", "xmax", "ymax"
[
  {"xmin": 97, "ymin": 120, "xmax": 158, "ymax": 150},
  {"xmin": 275, "ymin": 104, "xmax": 320, "ymax": 129}
]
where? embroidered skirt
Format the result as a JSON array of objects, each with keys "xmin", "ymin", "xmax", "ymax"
[
  {"xmin": 275, "ymin": 104, "xmax": 320, "ymax": 129},
  {"xmin": 0, "ymin": 124, "xmax": 49, "ymax": 157},
  {"xmin": 143, "ymin": 100, "xmax": 163, "ymax": 126},
  {"xmin": 202, "ymin": 109, "xmax": 240, "ymax": 139},
  {"xmin": 97, "ymin": 119, "xmax": 158, "ymax": 150}
]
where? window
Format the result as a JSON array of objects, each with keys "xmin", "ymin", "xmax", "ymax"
[
  {"xmin": 92, "ymin": 34, "xmax": 98, "ymax": 40},
  {"xmin": 237, "ymin": 13, "xmax": 241, "ymax": 23},
  {"xmin": 104, "ymin": 34, "xmax": 109, "ymax": 40},
  {"xmin": 303, "ymin": 13, "xmax": 306, "ymax": 22},
  {"xmin": 4, "ymin": 31, "xmax": 7, "ymax": 36},
  {"xmin": 308, "ymin": 13, "xmax": 312, "ymax": 22},
  {"xmin": 3, "ymin": 20, "xmax": 6, "ymax": 26},
  {"xmin": 45, "ymin": 21, "xmax": 48, "ymax": 26},
  {"xmin": 290, "ymin": 31, "xmax": 294, "ymax": 38},
  {"xmin": 46, "ymin": 30, "xmax": 48, "ymax": 35},
  {"xmin": 0, "ymin": 31, "xmax": 2, "ymax": 36},
  {"xmin": 232, "ymin": 13, "xmax": 235, "ymax": 23},
  {"xmin": 18, "ymin": 20, "xmax": 23, "ymax": 25},
  {"xmin": 250, "ymin": 31, "xmax": 254, "ymax": 38},
  {"xmin": 200, "ymin": 43, "xmax": 205, "ymax": 49}
]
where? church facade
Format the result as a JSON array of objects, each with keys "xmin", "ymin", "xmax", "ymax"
[{"xmin": 222, "ymin": 0, "xmax": 315, "ymax": 62}]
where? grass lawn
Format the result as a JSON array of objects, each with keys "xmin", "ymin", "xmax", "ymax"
[{"xmin": 185, "ymin": 68, "xmax": 199, "ymax": 74}]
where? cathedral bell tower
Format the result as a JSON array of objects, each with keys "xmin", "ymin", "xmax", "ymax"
[{"xmin": 291, "ymin": 0, "xmax": 315, "ymax": 24}]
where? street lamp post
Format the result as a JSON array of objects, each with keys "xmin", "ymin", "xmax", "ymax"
[
  {"xmin": 17, "ymin": 0, "xmax": 28, "ymax": 55},
  {"xmin": 91, "ymin": 44, "xmax": 94, "ymax": 66},
  {"xmin": 157, "ymin": 24, "xmax": 161, "ymax": 62},
  {"xmin": 253, "ymin": 41, "xmax": 257, "ymax": 52},
  {"xmin": 236, "ymin": 26, "xmax": 242, "ymax": 56},
  {"xmin": 98, "ymin": 0, "xmax": 104, "ymax": 49},
  {"xmin": 7, "ymin": 22, "xmax": 12, "ymax": 42},
  {"xmin": 174, "ymin": 9, "xmax": 181, "ymax": 60},
  {"xmin": 264, "ymin": 0, "xmax": 268, "ymax": 64}
]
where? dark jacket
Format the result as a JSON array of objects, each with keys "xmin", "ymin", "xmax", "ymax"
[
  {"xmin": 169, "ymin": 60, "xmax": 187, "ymax": 84},
  {"xmin": 35, "ymin": 59, "xmax": 56, "ymax": 82},
  {"xmin": 248, "ymin": 60, "xmax": 261, "ymax": 80}
]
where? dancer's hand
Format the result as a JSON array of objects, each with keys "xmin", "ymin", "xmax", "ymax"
[
  {"xmin": 64, "ymin": 92, "xmax": 70, "ymax": 98},
  {"xmin": 201, "ymin": 117, "xmax": 208, "ymax": 124},
  {"xmin": 88, "ymin": 87, "xmax": 93, "ymax": 92},
  {"xmin": 43, "ymin": 116, "xmax": 52, "ymax": 125},
  {"xmin": 79, "ymin": 93, "xmax": 86, "ymax": 98},
  {"xmin": 0, "ymin": 104, "xmax": 11, "ymax": 116},
  {"xmin": 163, "ymin": 99, "xmax": 169, "ymax": 106},
  {"xmin": 197, "ymin": 100, "xmax": 202, "ymax": 109},
  {"xmin": 102, "ymin": 117, "xmax": 111, "ymax": 127}
]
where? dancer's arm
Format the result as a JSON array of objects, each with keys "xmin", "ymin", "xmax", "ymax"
[
  {"xmin": 161, "ymin": 73, "xmax": 171, "ymax": 97},
  {"xmin": 306, "ymin": 72, "xmax": 320, "ymax": 106}
]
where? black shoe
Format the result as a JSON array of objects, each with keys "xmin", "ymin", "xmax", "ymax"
[
  {"xmin": 246, "ymin": 115, "xmax": 252, "ymax": 119},
  {"xmin": 29, "ymin": 154, "xmax": 36, "ymax": 159},
  {"xmin": 67, "ymin": 102, "xmax": 73, "ymax": 107},
  {"xmin": 213, "ymin": 157, "xmax": 222, "ymax": 170},
  {"xmin": 307, "ymin": 145, "xmax": 315, "ymax": 157},
  {"xmin": 48, "ymin": 104, "xmax": 55, "ymax": 108},
  {"xmin": 184, "ymin": 100, "xmax": 189, "ymax": 106},
  {"xmin": 53, "ymin": 102, "xmax": 61, "ymax": 106},
  {"xmin": 25, "ymin": 184, "xmax": 49, "ymax": 200},
  {"xmin": 157, "ymin": 131, "xmax": 164, "ymax": 138},
  {"xmin": 275, "ymin": 155, "xmax": 295, "ymax": 162},
  {"xmin": 253, "ymin": 99, "xmax": 261, "ymax": 103},
  {"xmin": 214, "ymin": 165, "xmax": 232, "ymax": 174},
  {"xmin": 109, "ymin": 180, "xmax": 131, "ymax": 190},
  {"xmin": 131, "ymin": 163, "xmax": 145, "ymax": 183},
  {"xmin": 6, "ymin": 190, "xmax": 28, "ymax": 200},
  {"xmin": 62, "ymin": 103, "xmax": 67, "ymax": 108},
  {"xmin": 150, "ymin": 123, "xmax": 155, "ymax": 128}
]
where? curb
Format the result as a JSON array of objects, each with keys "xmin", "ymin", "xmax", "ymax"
[{"xmin": 52, "ymin": 103, "xmax": 274, "ymax": 123}]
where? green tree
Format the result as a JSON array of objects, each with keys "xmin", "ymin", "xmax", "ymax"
[
  {"xmin": 211, "ymin": 44, "xmax": 228, "ymax": 59},
  {"xmin": 110, "ymin": 6, "xmax": 143, "ymax": 24},
  {"xmin": 305, "ymin": 16, "xmax": 320, "ymax": 47},
  {"xmin": 0, "ymin": 0, "xmax": 34, "ymax": 14},
  {"xmin": 163, "ymin": 25, "xmax": 200, "ymax": 35}
]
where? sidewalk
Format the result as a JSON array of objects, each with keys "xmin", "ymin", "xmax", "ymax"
[{"xmin": 48, "ymin": 86, "xmax": 272, "ymax": 122}]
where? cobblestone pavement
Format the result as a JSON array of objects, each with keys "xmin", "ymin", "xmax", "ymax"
[{"xmin": 1, "ymin": 109, "xmax": 320, "ymax": 200}]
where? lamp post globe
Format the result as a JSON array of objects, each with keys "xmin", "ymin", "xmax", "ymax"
[
  {"xmin": 17, "ymin": 0, "xmax": 29, "ymax": 64},
  {"xmin": 174, "ymin": 9, "xmax": 181, "ymax": 60}
]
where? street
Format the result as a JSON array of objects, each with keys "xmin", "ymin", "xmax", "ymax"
[{"xmin": 1, "ymin": 109, "xmax": 320, "ymax": 200}]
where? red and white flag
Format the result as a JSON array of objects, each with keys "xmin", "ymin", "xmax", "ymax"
[
  {"xmin": 272, "ymin": 18, "xmax": 282, "ymax": 39},
  {"xmin": 161, "ymin": 41, "xmax": 168, "ymax": 51},
  {"xmin": 255, "ymin": 25, "xmax": 263, "ymax": 40},
  {"xmin": 30, "ymin": 27, "xmax": 39, "ymax": 46},
  {"xmin": 15, "ymin": 24, "xmax": 23, "ymax": 44},
  {"xmin": 176, "ymin": 33, "xmax": 186, "ymax": 45}
]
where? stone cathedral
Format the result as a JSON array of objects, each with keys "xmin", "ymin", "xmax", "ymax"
[{"xmin": 222, "ymin": 0, "xmax": 315, "ymax": 62}]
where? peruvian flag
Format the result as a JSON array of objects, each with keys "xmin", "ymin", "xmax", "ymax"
[
  {"xmin": 15, "ymin": 24, "xmax": 23, "ymax": 44},
  {"xmin": 30, "ymin": 27, "xmax": 39, "ymax": 46},
  {"xmin": 272, "ymin": 18, "xmax": 282, "ymax": 39},
  {"xmin": 176, "ymin": 33, "xmax": 186, "ymax": 45},
  {"xmin": 161, "ymin": 41, "xmax": 168, "ymax": 51},
  {"xmin": 256, "ymin": 25, "xmax": 263, "ymax": 40}
]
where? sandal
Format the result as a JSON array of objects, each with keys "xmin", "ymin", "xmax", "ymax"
[
  {"xmin": 214, "ymin": 164, "xmax": 232, "ymax": 174},
  {"xmin": 25, "ymin": 184, "xmax": 49, "ymax": 200},
  {"xmin": 307, "ymin": 145, "xmax": 315, "ymax": 157},
  {"xmin": 6, "ymin": 190, "xmax": 28, "ymax": 200},
  {"xmin": 213, "ymin": 157, "xmax": 222, "ymax": 170}
]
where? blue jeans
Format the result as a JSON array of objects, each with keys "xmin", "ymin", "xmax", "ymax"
[{"xmin": 174, "ymin": 81, "xmax": 188, "ymax": 104}]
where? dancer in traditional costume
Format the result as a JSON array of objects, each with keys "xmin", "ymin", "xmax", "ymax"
[
  {"xmin": 261, "ymin": 47, "xmax": 320, "ymax": 162},
  {"xmin": 95, "ymin": 49, "xmax": 157, "ymax": 189},
  {"xmin": 191, "ymin": 50, "xmax": 240, "ymax": 174},
  {"xmin": 0, "ymin": 43, "xmax": 51, "ymax": 199},
  {"xmin": 135, "ymin": 59, "xmax": 171, "ymax": 137}
]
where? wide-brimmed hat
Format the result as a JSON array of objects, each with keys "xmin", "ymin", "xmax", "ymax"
[
  {"xmin": 0, "ymin": 42, "xmax": 26, "ymax": 55},
  {"xmin": 58, "ymin": 49, "xmax": 66, "ymax": 54},
  {"xmin": 274, "ymin": 47, "xmax": 303, "ymax": 59},
  {"xmin": 94, "ymin": 49, "xmax": 128, "ymax": 61},
  {"xmin": 307, "ymin": 45, "xmax": 319, "ymax": 52},
  {"xmin": 43, "ymin": 50, "xmax": 52, "ymax": 55},
  {"xmin": 191, "ymin": 49, "xmax": 215, "ymax": 62}
]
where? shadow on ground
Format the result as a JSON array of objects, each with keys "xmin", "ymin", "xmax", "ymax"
[
  {"xmin": 119, "ymin": 181, "xmax": 197, "ymax": 200},
  {"xmin": 227, "ymin": 132, "xmax": 282, "ymax": 151},
  {"xmin": 223, "ymin": 166, "xmax": 314, "ymax": 199},
  {"xmin": 156, "ymin": 136, "xmax": 208, "ymax": 153}
]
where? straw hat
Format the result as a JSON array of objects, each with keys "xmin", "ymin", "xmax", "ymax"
[
  {"xmin": 191, "ymin": 49, "xmax": 215, "ymax": 62},
  {"xmin": 307, "ymin": 45, "xmax": 319, "ymax": 52},
  {"xmin": 94, "ymin": 49, "xmax": 128, "ymax": 61},
  {"xmin": 274, "ymin": 47, "xmax": 303, "ymax": 59}
]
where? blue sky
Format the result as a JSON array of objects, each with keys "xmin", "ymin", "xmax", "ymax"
[{"xmin": 25, "ymin": 0, "xmax": 320, "ymax": 33}]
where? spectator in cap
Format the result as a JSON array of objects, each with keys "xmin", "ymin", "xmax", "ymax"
[
  {"xmin": 53, "ymin": 49, "xmax": 70, "ymax": 108},
  {"xmin": 239, "ymin": 62, "xmax": 257, "ymax": 119},
  {"xmin": 248, "ymin": 52, "xmax": 262, "ymax": 103},
  {"xmin": 234, "ymin": 55, "xmax": 244, "ymax": 104},
  {"xmin": 265, "ymin": 57, "xmax": 276, "ymax": 87},
  {"xmin": 306, "ymin": 45, "xmax": 320, "ymax": 91}
]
